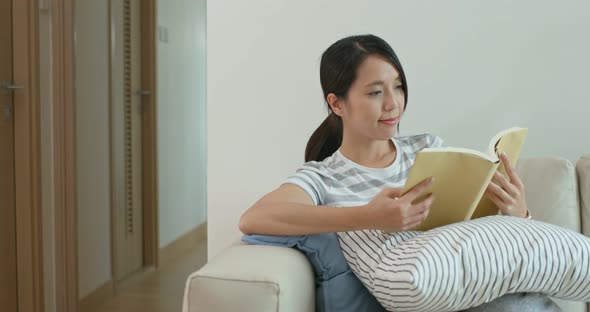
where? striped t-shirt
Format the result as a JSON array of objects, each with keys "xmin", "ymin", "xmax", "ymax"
[{"xmin": 284, "ymin": 133, "xmax": 445, "ymax": 283}]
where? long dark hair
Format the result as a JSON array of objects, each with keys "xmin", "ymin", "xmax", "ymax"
[{"xmin": 304, "ymin": 35, "xmax": 408, "ymax": 162}]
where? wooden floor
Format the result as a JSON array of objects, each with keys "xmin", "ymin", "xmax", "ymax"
[{"xmin": 84, "ymin": 238, "xmax": 207, "ymax": 312}]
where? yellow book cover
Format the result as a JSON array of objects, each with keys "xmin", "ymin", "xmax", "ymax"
[{"xmin": 401, "ymin": 127, "xmax": 528, "ymax": 231}]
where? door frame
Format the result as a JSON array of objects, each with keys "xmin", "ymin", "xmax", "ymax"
[
  {"xmin": 12, "ymin": 0, "xmax": 44, "ymax": 311},
  {"xmin": 139, "ymin": 0, "xmax": 159, "ymax": 271},
  {"xmin": 51, "ymin": 0, "xmax": 78, "ymax": 311}
]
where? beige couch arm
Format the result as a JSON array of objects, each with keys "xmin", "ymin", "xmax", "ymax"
[{"xmin": 183, "ymin": 242, "xmax": 315, "ymax": 312}]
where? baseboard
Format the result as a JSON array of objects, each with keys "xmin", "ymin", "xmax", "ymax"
[
  {"xmin": 159, "ymin": 222, "xmax": 207, "ymax": 266},
  {"xmin": 79, "ymin": 279, "xmax": 114, "ymax": 312}
]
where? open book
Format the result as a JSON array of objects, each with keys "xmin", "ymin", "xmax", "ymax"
[{"xmin": 401, "ymin": 127, "xmax": 529, "ymax": 231}]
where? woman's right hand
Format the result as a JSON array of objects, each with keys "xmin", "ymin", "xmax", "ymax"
[{"xmin": 365, "ymin": 177, "xmax": 435, "ymax": 232}]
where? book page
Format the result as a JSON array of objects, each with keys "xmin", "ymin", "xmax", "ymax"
[
  {"xmin": 402, "ymin": 151, "xmax": 498, "ymax": 231},
  {"xmin": 487, "ymin": 127, "xmax": 528, "ymax": 158},
  {"xmin": 472, "ymin": 127, "xmax": 529, "ymax": 219},
  {"xmin": 421, "ymin": 147, "xmax": 498, "ymax": 162}
]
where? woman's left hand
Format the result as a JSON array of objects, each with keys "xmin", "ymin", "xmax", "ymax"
[{"xmin": 484, "ymin": 152, "xmax": 528, "ymax": 218}]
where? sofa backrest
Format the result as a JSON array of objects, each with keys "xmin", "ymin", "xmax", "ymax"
[{"xmin": 517, "ymin": 157, "xmax": 580, "ymax": 232}]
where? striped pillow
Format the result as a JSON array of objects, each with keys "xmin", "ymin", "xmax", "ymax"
[{"xmin": 353, "ymin": 216, "xmax": 590, "ymax": 312}]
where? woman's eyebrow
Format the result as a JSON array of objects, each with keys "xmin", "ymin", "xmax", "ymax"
[
  {"xmin": 365, "ymin": 80, "xmax": 384, "ymax": 88},
  {"xmin": 364, "ymin": 78, "xmax": 401, "ymax": 88}
]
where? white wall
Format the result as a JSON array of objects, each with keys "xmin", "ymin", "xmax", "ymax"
[
  {"xmin": 157, "ymin": 0, "xmax": 208, "ymax": 248},
  {"xmin": 75, "ymin": 0, "xmax": 112, "ymax": 299},
  {"xmin": 208, "ymin": 0, "xmax": 590, "ymax": 258}
]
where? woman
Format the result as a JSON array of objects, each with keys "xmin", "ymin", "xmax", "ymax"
[{"xmin": 239, "ymin": 34, "xmax": 559, "ymax": 311}]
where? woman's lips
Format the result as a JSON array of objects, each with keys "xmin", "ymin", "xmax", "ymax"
[{"xmin": 379, "ymin": 118, "xmax": 398, "ymax": 126}]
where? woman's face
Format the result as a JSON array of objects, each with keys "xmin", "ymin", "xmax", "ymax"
[{"xmin": 332, "ymin": 54, "xmax": 405, "ymax": 141}]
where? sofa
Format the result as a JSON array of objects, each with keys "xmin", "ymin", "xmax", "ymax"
[{"xmin": 183, "ymin": 155, "xmax": 590, "ymax": 312}]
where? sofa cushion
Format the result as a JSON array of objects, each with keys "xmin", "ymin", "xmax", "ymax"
[
  {"xmin": 242, "ymin": 233, "xmax": 386, "ymax": 312},
  {"xmin": 517, "ymin": 157, "xmax": 580, "ymax": 232}
]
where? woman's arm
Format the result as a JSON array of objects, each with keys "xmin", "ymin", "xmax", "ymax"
[
  {"xmin": 239, "ymin": 183, "xmax": 372, "ymax": 235},
  {"xmin": 239, "ymin": 178, "xmax": 436, "ymax": 235}
]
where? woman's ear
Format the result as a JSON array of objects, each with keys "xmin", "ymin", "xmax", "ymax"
[{"xmin": 327, "ymin": 93, "xmax": 345, "ymax": 117}]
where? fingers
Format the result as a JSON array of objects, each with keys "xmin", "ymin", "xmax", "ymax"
[
  {"xmin": 401, "ymin": 211, "xmax": 429, "ymax": 230},
  {"xmin": 392, "ymin": 193, "xmax": 435, "ymax": 231},
  {"xmin": 487, "ymin": 181, "xmax": 512, "ymax": 204},
  {"xmin": 400, "ymin": 199, "xmax": 433, "ymax": 230},
  {"xmin": 492, "ymin": 171, "xmax": 519, "ymax": 197},
  {"xmin": 403, "ymin": 177, "xmax": 435, "ymax": 202},
  {"xmin": 485, "ymin": 187, "xmax": 505, "ymax": 211},
  {"xmin": 404, "ymin": 193, "xmax": 434, "ymax": 219},
  {"xmin": 379, "ymin": 180, "xmax": 434, "ymax": 232},
  {"xmin": 499, "ymin": 152, "xmax": 514, "ymax": 177},
  {"xmin": 500, "ymin": 152, "xmax": 524, "ymax": 189},
  {"xmin": 382, "ymin": 187, "xmax": 403, "ymax": 199}
]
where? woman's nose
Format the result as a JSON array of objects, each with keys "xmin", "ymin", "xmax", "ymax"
[{"xmin": 384, "ymin": 93, "xmax": 397, "ymax": 111}]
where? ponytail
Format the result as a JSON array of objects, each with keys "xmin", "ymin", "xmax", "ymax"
[{"xmin": 305, "ymin": 112, "xmax": 342, "ymax": 162}]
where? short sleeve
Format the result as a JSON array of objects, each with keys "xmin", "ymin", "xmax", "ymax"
[
  {"xmin": 427, "ymin": 133, "xmax": 447, "ymax": 148},
  {"xmin": 283, "ymin": 164, "xmax": 329, "ymax": 206}
]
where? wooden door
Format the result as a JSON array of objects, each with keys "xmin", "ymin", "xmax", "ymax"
[
  {"xmin": 111, "ymin": 0, "xmax": 144, "ymax": 282},
  {"xmin": 0, "ymin": 0, "xmax": 19, "ymax": 311}
]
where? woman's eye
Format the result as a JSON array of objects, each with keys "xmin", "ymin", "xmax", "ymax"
[
  {"xmin": 395, "ymin": 85, "xmax": 404, "ymax": 90},
  {"xmin": 368, "ymin": 90, "xmax": 382, "ymax": 96}
]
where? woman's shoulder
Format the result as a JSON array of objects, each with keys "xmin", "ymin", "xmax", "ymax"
[
  {"xmin": 394, "ymin": 132, "xmax": 446, "ymax": 151},
  {"xmin": 296, "ymin": 153, "xmax": 347, "ymax": 177}
]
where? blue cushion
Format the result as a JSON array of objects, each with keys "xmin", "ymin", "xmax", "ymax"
[{"xmin": 242, "ymin": 233, "xmax": 386, "ymax": 312}]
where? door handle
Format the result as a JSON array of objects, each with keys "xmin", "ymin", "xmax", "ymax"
[
  {"xmin": 136, "ymin": 89, "xmax": 151, "ymax": 96},
  {"xmin": 1, "ymin": 81, "xmax": 24, "ymax": 94}
]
